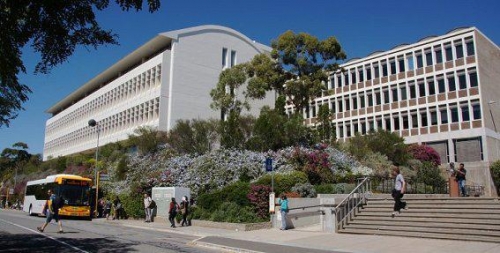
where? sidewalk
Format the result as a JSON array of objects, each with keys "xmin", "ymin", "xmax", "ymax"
[{"xmin": 99, "ymin": 218, "xmax": 500, "ymax": 253}]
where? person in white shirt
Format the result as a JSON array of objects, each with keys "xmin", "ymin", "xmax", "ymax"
[
  {"xmin": 143, "ymin": 193, "xmax": 153, "ymax": 222},
  {"xmin": 391, "ymin": 166, "xmax": 407, "ymax": 218}
]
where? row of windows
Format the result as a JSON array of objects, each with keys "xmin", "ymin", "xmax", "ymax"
[
  {"xmin": 334, "ymin": 101, "xmax": 481, "ymax": 138},
  {"xmin": 309, "ymin": 67, "xmax": 478, "ymax": 116},
  {"xmin": 46, "ymin": 65, "xmax": 162, "ymax": 136},
  {"xmin": 330, "ymin": 36, "xmax": 475, "ymax": 88},
  {"xmin": 45, "ymin": 98, "xmax": 160, "ymax": 154}
]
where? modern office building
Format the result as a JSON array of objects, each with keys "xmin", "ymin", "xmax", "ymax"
[
  {"xmin": 43, "ymin": 25, "xmax": 273, "ymax": 160},
  {"xmin": 301, "ymin": 27, "xmax": 499, "ymax": 196}
]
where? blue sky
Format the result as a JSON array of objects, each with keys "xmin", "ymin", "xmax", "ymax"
[{"xmin": 1, "ymin": 0, "xmax": 500, "ymax": 155}]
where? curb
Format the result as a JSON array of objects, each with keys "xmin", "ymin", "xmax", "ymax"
[{"xmin": 189, "ymin": 238, "xmax": 263, "ymax": 253}]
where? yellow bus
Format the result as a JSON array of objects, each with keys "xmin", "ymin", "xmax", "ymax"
[{"xmin": 23, "ymin": 174, "xmax": 92, "ymax": 220}]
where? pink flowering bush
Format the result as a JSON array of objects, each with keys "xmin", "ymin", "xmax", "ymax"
[
  {"xmin": 407, "ymin": 144, "xmax": 441, "ymax": 167},
  {"xmin": 247, "ymin": 184, "xmax": 272, "ymax": 219}
]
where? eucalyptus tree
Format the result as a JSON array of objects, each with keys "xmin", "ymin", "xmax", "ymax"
[{"xmin": 0, "ymin": 0, "xmax": 161, "ymax": 127}]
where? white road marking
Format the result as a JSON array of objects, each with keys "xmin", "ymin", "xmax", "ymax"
[{"xmin": 0, "ymin": 218, "xmax": 89, "ymax": 253}]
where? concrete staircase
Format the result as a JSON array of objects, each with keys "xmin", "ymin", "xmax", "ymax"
[{"xmin": 339, "ymin": 196, "xmax": 500, "ymax": 243}]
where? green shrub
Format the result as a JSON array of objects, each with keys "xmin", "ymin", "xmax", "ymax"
[
  {"xmin": 291, "ymin": 183, "xmax": 316, "ymax": 197},
  {"xmin": 210, "ymin": 202, "xmax": 263, "ymax": 223},
  {"xmin": 491, "ymin": 161, "xmax": 500, "ymax": 195},
  {"xmin": 314, "ymin": 184, "xmax": 335, "ymax": 194},
  {"xmin": 196, "ymin": 181, "xmax": 250, "ymax": 212},
  {"xmin": 254, "ymin": 171, "xmax": 308, "ymax": 195},
  {"xmin": 119, "ymin": 192, "xmax": 143, "ymax": 218}
]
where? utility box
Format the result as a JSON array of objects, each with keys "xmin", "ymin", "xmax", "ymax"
[{"xmin": 151, "ymin": 187, "xmax": 191, "ymax": 218}]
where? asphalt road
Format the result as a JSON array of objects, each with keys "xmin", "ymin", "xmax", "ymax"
[{"xmin": 0, "ymin": 209, "xmax": 218, "ymax": 253}]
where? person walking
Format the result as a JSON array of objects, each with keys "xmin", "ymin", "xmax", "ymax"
[
  {"xmin": 37, "ymin": 189, "xmax": 63, "ymax": 233},
  {"xmin": 113, "ymin": 196, "xmax": 122, "ymax": 220},
  {"xmin": 456, "ymin": 163, "xmax": 467, "ymax": 197},
  {"xmin": 391, "ymin": 166, "xmax": 407, "ymax": 218},
  {"xmin": 180, "ymin": 196, "xmax": 189, "ymax": 226},
  {"xmin": 168, "ymin": 197, "xmax": 179, "ymax": 228},
  {"xmin": 278, "ymin": 194, "xmax": 289, "ymax": 230},
  {"xmin": 103, "ymin": 198, "xmax": 112, "ymax": 220},
  {"xmin": 143, "ymin": 193, "xmax": 153, "ymax": 223}
]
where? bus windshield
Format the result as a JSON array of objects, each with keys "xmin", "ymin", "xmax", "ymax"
[{"xmin": 60, "ymin": 185, "xmax": 91, "ymax": 206}]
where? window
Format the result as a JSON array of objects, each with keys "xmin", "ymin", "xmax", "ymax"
[
  {"xmin": 359, "ymin": 94, "xmax": 365, "ymax": 108},
  {"xmin": 421, "ymin": 110, "xmax": 428, "ymax": 127},
  {"xmin": 352, "ymin": 97, "xmax": 358, "ymax": 110},
  {"xmin": 455, "ymin": 41, "xmax": 464, "ymax": 59},
  {"xmin": 430, "ymin": 110, "xmax": 438, "ymax": 125},
  {"xmin": 398, "ymin": 57, "xmax": 405, "ymax": 72},
  {"xmin": 469, "ymin": 69, "xmax": 478, "ymax": 87},
  {"xmin": 435, "ymin": 46, "xmax": 443, "ymax": 63},
  {"xmin": 447, "ymin": 73, "xmax": 456, "ymax": 91},
  {"xmin": 344, "ymin": 72, "xmax": 349, "ymax": 85},
  {"xmin": 472, "ymin": 102, "xmax": 481, "ymax": 119},
  {"xmin": 359, "ymin": 68, "xmax": 364, "ymax": 82},
  {"xmin": 366, "ymin": 65, "xmax": 372, "ymax": 80},
  {"xmin": 445, "ymin": 43, "xmax": 453, "ymax": 61},
  {"xmin": 428, "ymin": 78, "xmax": 435, "ymax": 95},
  {"xmin": 392, "ymin": 86, "xmax": 398, "ymax": 102},
  {"xmin": 400, "ymin": 86, "xmax": 407, "ymax": 100},
  {"xmin": 394, "ymin": 116, "xmax": 400, "ymax": 130},
  {"xmin": 385, "ymin": 116, "xmax": 391, "ymax": 130},
  {"xmin": 222, "ymin": 48, "xmax": 228, "ymax": 67},
  {"xmin": 466, "ymin": 38, "xmax": 475, "ymax": 56},
  {"xmin": 440, "ymin": 107, "xmax": 448, "ymax": 124},
  {"xmin": 374, "ymin": 64, "xmax": 380, "ymax": 78},
  {"xmin": 339, "ymin": 125, "xmax": 344, "ymax": 138},
  {"xmin": 368, "ymin": 93, "xmax": 373, "ymax": 107},
  {"xmin": 375, "ymin": 89, "xmax": 381, "ymax": 105},
  {"xmin": 425, "ymin": 49, "xmax": 433, "ymax": 66},
  {"xmin": 402, "ymin": 114, "xmax": 409, "ymax": 129},
  {"xmin": 406, "ymin": 54, "xmax": 414, "ymax": 70},
  {"xmin": 337, "ymin": 74, "xmax": 342, "ymax": 88},
  {"xmin": 437, "ymin": 75, "xmax": 446, "ymax": 93},
  {"xmin": 331, "ymin": 101, "xmax": 336, "ymax": 113},
  {"xmin": 390, "ymin": 59, "xmax": 396, "ymax": 75},
  {"xmin": 409, "ymin": 82, "xmax": 416, "ymax": 99},
  {"xmin": 384, "ymin": 89, "xmax": 390, "ymax": 104},
  {"xmin": 345, "ymin": 97, "xmax": 350, "ymax": 111},
  {"xmin": 382, "ymin": 61, "xmax": 388, "ymax": 77},
  {"xmin": 461, "ymin": 103, "xmax": 470, "ymax": 121},
  {"xmin": 451, "ymin": 105, "xmax": 459, "ymax": 122},
  {"xmin": 351, "ymin": 69, "xmax": 357, "ymax": 84},
  {"xmin": 416, "ymin": 52, "xmax": 423, "ymax": 68},
  {"xmin": 230, "ymin": 50, "xmax": 237, "ymax": 66},
  {"xmin": 418, "ymin": 80, "xmax": 426, "ymax": 97},
  {"xmin": 338, "ymin": 100, "xmax": 343, "ymax": 112},
  {"xmin": 412, "ymin": 112, "xmax": 418, "ymax": 128},
  {"xmin": 458, "ymin": 71, "xmax": 467, "ymax": 89}
]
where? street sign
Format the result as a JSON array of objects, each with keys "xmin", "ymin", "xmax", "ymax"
[
  {"xmin": 265, "ymin": 157, "xmax": 273, "ymax": 172},
  {"xmin": 99, "ymin": 173, "xmax": 110, "ymax": 181}
]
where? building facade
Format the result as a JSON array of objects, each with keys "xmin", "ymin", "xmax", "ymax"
[
  {"xmin": 301, "ymin": 27, "xmax": 500, "ymax": 196},
  {"xmin": 43, "ymin": 25, "xmax": 273, "ymax": 160}
]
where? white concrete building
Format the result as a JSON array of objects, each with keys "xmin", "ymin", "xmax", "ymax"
[
  {"xmin": 44, "ymin": 25, "xmax": 273, "ymax": 160},
  {"xmin": 301, "ymin": 27, "xmax": 500, "ymax": 196}
]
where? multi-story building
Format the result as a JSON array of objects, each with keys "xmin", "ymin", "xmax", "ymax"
[
  {"xmin": 303, "ymin": 27, "xmax": 499, "ymax": 196},
  {"xmin": 43, "ymin": 25, "xmax": 273, "ymax": 160}
]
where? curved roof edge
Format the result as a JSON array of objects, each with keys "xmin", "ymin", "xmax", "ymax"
[
  {"xmin": 46, "ymin": 25, "xmax": 271, "ymax": 115},
  {"xmin": 160, "ymin": 24, "xmax": 271, "ymax": 53},
  {"xmin": 447, "ymin": 26, "xmax": 472, "ymax": 35}
]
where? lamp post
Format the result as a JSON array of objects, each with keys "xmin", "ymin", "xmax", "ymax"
[{"xmin": 88, "ymin": 119, "xmax": 100, "ymax": 218}]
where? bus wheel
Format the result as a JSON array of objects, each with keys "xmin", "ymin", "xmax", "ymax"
[{"xmin": 29, "ymin": 206, "xmax": 34, "ymax": 216}]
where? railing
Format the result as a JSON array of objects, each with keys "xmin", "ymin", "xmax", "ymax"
[
  {"xmin": 335, "ymin": 177, "xmax": 371, "ymax": 232},
  {"xmin": 371, "ymin": 176, "xmax": 448, "ymax": 194}
]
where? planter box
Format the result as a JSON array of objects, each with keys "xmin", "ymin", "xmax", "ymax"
[{"xmin": 191, "ymin": 219, "xmax": 272, "ymax": 231}]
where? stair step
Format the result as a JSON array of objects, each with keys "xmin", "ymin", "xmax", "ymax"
[
  {"xmin": 349, "ymin": 220, "xmax": 500, "ymax": 231},
  {"xmin": 360, "ymin": 207, "xmax": 500, "ymax": 214},
  {"xmin": 339, "ymin": 228, "xmax": 500, "ymax": 243},
  {"xmin": 344, "ymin": 224, "xmax": 500, "ymax": 237},
  {"xmin": 365, "ymin": 203, "xmax": 500, "ymax": 208},
  {"xmin": 354, "ymin": 216, "xmax": 500, "ymax": 225},
  {"xmin": 357, "ymin": 212, "xmax": 500, "ymax": 219}
]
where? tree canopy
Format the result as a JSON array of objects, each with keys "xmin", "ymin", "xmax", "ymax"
[{"xmin": 0, "ymin": 0, "xmax": 161, "ymax": 127}]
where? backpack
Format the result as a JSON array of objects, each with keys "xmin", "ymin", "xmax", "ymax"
[
  {"xmin": 52, "ymin": 195, "xmax": 64, "ymax": 209},
  {"xmin": 149, "ymin": 199, "xmax": 156, "ymax": 209}
]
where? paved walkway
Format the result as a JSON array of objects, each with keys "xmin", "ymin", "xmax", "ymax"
[{"xmin": 98, "ymin": 218, "xmax": 500, "ymax": 253}]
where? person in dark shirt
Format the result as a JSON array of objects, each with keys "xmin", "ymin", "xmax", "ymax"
[{"xmin": 456, "ymin": 163, "xmax": 467, "ymax": 197}]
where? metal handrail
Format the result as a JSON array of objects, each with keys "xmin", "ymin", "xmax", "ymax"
[{"xmin": 334, "ymin": 177, "xmax": 371, "ymax": 232}]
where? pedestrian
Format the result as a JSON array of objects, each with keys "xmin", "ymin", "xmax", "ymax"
[
  {"xmin": 278, "ymin": 194, "xmax": 289, "ymax": 230},
  {"xmin": 456, "ymin": 163, "xmax": 467, "ymax": 197},
  {"xmin": 37, "ymin": 189, "xmax": 64, "ymax": 233},
  {"xmin": 103, "ymin": 198, "xmax": 112, "ymax": 220},
  {"xmin": 180, "ymin": 196, "xmax": 189, "ymax": 226},
  {"xmin": 143, "ymin": 193, "xmax": 153, "ymax": 223},
  {"xmin": 113, "ymin": 196, "xmax": 122, "ymax": 220},
  {"xmin": 168, "ymin": 197, "xmax": 179, "ymax": 228},
  {"xmin": 391, "ymin": 166, "xmax": 407, "ymax": 218}
]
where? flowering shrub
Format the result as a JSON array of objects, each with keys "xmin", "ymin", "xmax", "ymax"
[
  {"xmin": 407, "ymin": 144, "xmax": 441, "ymax": 167},
  {"xmin": 291, "ymin": 183, "xmax": 317, "ymax": 198},
  {"xmin": 247, "ymin": 185, "xmax": 272, "ymax": 219}
]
